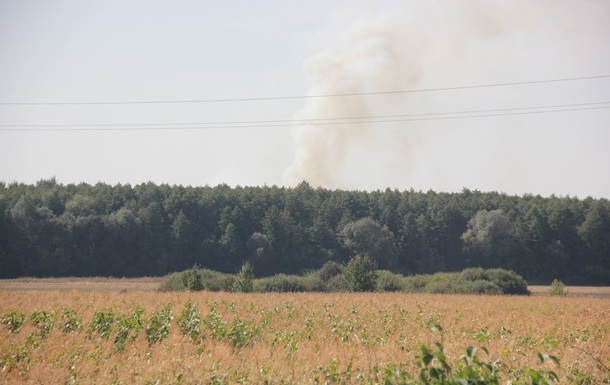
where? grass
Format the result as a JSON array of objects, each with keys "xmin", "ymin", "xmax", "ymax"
[
  {"xmin": 0, "ymin": 277, "xmax": 161, "ymax": 292},
  {"xmin": 1, "ymin": 288, "xmax": 609, "ymax": 384}
]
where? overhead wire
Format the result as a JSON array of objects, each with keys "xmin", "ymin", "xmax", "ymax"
[
  {"xmin": 0, "ymin": 74, "xmax": 609, "ymax": 106},
  {"xmin": 1, "ymin": 101, "xmax": 609, "ymax": 131}
]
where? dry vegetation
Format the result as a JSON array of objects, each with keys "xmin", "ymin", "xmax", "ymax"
[
  {"xmin": 1, "ymin": 288, "xmax": 609, "ymax": 384},
  {"xmin": 0, "ymin": 277, "xmax": 161, "ymax": 292}
]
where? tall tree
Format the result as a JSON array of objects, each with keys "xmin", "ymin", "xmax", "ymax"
[
  {"xmin": 340, "ymin": 217, "xmax": 396, "ymax": 269},
  {"xmin": 461, "ymin": 209, "xmax": 515, "ymax": 268}
]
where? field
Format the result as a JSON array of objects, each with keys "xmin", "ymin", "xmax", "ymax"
[{"xmin": 1, "ymin": 281, "xmax": 609, "ymax": 384}]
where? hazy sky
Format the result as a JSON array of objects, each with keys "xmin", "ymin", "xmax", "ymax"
[{"xmin": 1, "ymin": 0, "xmax": 609, "ymax": 198}]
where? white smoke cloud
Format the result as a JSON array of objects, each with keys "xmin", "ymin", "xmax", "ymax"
[
  {"xmin": 283, "ymin": 10, "xmax": 426, "ymax": 188},
  {"xmin": 283, "ymin": 1, "xmax": 610, "ymax": 195}
]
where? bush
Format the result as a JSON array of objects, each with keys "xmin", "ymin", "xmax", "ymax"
[
  {"xmin": 302, "ymin": 262, "xmax": 346, "ymax": 292},
  {"xmin": 254, "ymin": 274, "xmax": 307, "ymax": 292},
  {"xmin": 200, "ymin": 269, "xmax": 235, "ymax": 291},
  {"xmin": 233, "ymin": 261, "xmax": 254, "ymax": 293},
  {"xmin": 376, "ymin": 270, "xmax": 405, "ymax": 292},
  {"xmin": 400, "ymin": 269, "xmax": 529, "ymax": 295},
  {"xmin": 159, "ymin": 266, "xmax": 530, "ymax": 295},
  {"xmin": 317, "ymin": 260, "xmax": 345, "ymax": 282},
  {"xmin": 458, "ymin": 267, "xmax": 486, "ymax": 282},
  {"xmin": 467, "ymin": 279, "xmax": 502, "ymax": 295},
  {"xmin": 548, "ymin": 279, "xmax": 568, "ymax": 297},
  {"xmin": 402, "ymin": 274, "xmax": 431, "ymax": 293},
  {"xmin": 484, "ymin": 268, "xmax": 530, "ymax": 295},
  {"xmin": 342, "ymin": 255, "xmax": 378, "ymax": 292},
  {"xmin": 159, "ymin": 268, "xmax": 235, "ymax": 292},
  {"xmin": 458, "ymin": 268, "xmax": 530, "ymax": 295},
  {"xmin": 181, "ymin": 265, "xmax": 204, "ymax": 291},
  {"xmin": 158, "ymin": 271, "xmax": 185, "ymax": 291}
]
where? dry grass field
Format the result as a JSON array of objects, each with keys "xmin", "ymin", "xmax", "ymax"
[
  {"xmin": 1, "ymin": 284, "xmax": 609, "ymax": 384},
  {"xmin": 0, "ymin": 277, "xmax": 161, "ymax": 292}
]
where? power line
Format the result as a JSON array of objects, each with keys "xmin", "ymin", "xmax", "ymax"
[
  {"xmin": 1, "ymin": 74, "xmax": 609, "ymax": 106},
  {"xmin": 1, "ymin": 102, "xmax": 608, "ymax": 131},
  {"xmin": 4, "ymin": 101, "xmax": 610, "ymax": 129},
  {"xmin": 1, "ymin": 101, "xmax": 608, "ymax": 128}
]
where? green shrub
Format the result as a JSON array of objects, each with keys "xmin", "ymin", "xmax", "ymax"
[
  {"xmin": 378, "ymin": 336, "xmax": 560, "ymax": 384},
  {"xmin": 181, "ymin": 265, "xmax": 204, "ymax": 291},
  {"xmin": 317, "ymin": 260, "xmax": 345, "ymax": 282},
  {"xmin": 343, "ymin": 255, "xmax": 378, "ymax": 292},
  {"xmin": 158, "ymin": 271, "xmax": 185, "ymax": 291},
  {"xmin": 458, "ymin": 267, "xmax": 487, "ymax": 282},
  {"xmin": 376, "ymin": 270, "xmax": 405, "ymax": 292},
  {"xmin": 160, "ymin": 266, "xmax": 530, "ymax": 295},
  {"xmin": 301, "ymin": 272, "xmax": 326, "ymax": 292},
  {"xmin": 484, "ymin": 268, "xmax": 530, "ymax": 295},
  {"xmin": 425, "ymin": 276, "xmax": 460, "ymax": 294},
  {"xmin": 401, "ymin": 269, "xmax": 529, "ymax": 295},
  {"xmin": 402, "ymin": 274, "xmax": 431, "ymax": 293},
  {"xmin": 302, "ymin": 262, "xmax": 346, "ymax": 292},
  {"xmin": 232, "ymin": 261, "xmax": 254, "ymax": 293},
  {"xmin": 254, "ymin": 274, "xmax": 307, "ymax": 292},
  {"xmin": 159, "ymin": 268, "xmax": 235, "ymax": 292},
  {"xmin": 199, "ymin": 268, "xmax": 235, "ymax": 291},
  {"xmin": 548, "ymin": 279, "xmax": 568, "ymax": 297},
  {"xmin": 467, "ymin": 279, "xmax": 502, "ymax": 295}
]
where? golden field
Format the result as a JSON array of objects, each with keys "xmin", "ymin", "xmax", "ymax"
[{"xmin": 1, "ymin": 287, "xmax": 609, "ymax": 384}]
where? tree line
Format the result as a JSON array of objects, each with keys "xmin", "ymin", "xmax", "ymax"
[{"xmin": 0, "ymin": 178, "xmax": 608, "ymax": 284}]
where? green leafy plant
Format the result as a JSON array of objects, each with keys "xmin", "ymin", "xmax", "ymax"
[
  {"xmin": 204, "ymin": 302, "xmax": 227, "ymax": 341},
  {"xmin": 181, "ymin": 265, "xmax": 204, "ymax": 292},
  {"xmin": 177, "ymin": 300, "xmax": 203, "ymax": 343},
  {"xmin": 342, "ymin": 255, "xmax": 378, "ymax": 292},
  {"xmin": 88, "ymin": 308, "xmax": 114, "ymax": 339},
  {"xmin": 31, "ymin": 310, "xmax": 54, "ymax": 338},
  {"xmin": 114, "ymin": 306, "xmax": 144, "ymax": 351},
  {"xmin": 233, "ymin": 261, "xmax": 254, "ymax": 293},
  {"xmin": 1, "ymin": 309, "xmax": 27, "ymax": 333},
  {"xmin": 548, "ymin": 279, "xmax": 568, "ymax": 297},
  {"xmin": 145, "ymin": 303, "xmax": 172, "ymax": 345},
  {"xmin": 61, "ymin": 307, "xmax": 82, "ymax": 333}
]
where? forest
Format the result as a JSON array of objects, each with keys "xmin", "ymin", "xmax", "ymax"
[{"xmin": 0, "ymin": 178, "xmax": 608, "ymax": 285}]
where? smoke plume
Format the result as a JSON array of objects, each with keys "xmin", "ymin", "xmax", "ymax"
[
  {"xmin": 282, "ymin": 2, "xmax": 554, "ymax": 191},
  {"xmin": 283, "ymin": 10, "xmax": 426, "ymax": 189}
]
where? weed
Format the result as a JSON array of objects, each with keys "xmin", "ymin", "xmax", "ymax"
[
  {"xmin": 204, "ymin": 302, "xmax": 227, "ymax": 341},
  {"xmin": 145, "ymin": 303, "xmax": 173, "ymax": 345},
  {"xmin": 61, "ymin": 307, "xmax": 82, "ymax": 333},
  {"xmin": 31, "ymin": 309, "xmax": 54, "ymax": 337},
  {"xmin": 88, "ymin": 308, "xmax": 114, "ymax": 339},
  {"xmin": 177, "ymin": 300, "xmax": 203, "ymax": 343},
  {"xmin": 1, "ymin": 309, "xmax": 27, "ymax": 333},
  {"xmin": 548, "ymin": 279, "xmax": 568, "ymax": 297},
  {"xmin": 114, "ymin": 306, "xmax": 144, "ymax": 351}
]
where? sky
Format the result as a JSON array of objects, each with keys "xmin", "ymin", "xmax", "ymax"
[{"xmin": 1, "ymin": 0, "xmax": 609, "ymax": 198}]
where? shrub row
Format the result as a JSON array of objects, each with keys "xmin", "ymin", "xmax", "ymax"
[{"xmin": 160, "ymin": 264, "xmax": 530, "ymax": 295}]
